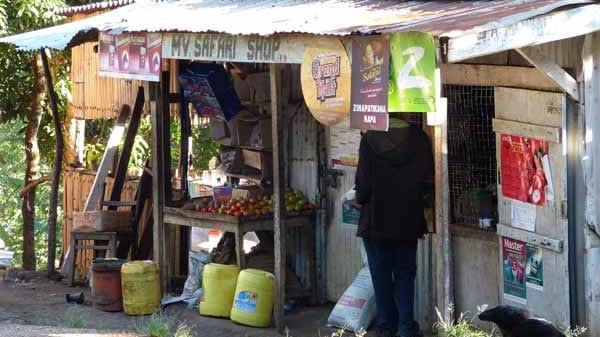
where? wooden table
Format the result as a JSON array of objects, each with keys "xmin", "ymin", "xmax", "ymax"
[{"xmin": 163, "ymin": 207, "xmax": 314, "ymax": 271}]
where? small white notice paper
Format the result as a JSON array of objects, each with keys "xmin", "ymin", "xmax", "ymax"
[{"xmin": 511, "ymin": 200, "xmax": 537, "ymax": 232}]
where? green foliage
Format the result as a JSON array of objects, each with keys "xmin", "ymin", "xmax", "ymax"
[
  {"xmin": 191, "ymin": 125, "xmax": 219, "ymax": 171},
  {"xmin": 82, "ymin": 116, "xmax": 218, "ymax": 174},
  {"xmin": 565, "ymin": 326, "xmax": 587, "ymax": 337},
  {"xmin": 130, "ymin": 313, "xmax": 172, "ymax": 337},
  {"xmin": 0, "ymin": 121, "xmax": 61, "ymax": 269},
  {"xmin": 0, "ymin": 0, "xmax": 88, "ymax": 269},
  {"xmin": 174, "ymin": 325, "xmax": 194, "ymax": 337},
  {"xmin": 434, "ymin": 305, "xmax": 498, "ymax": 337},
  {"xmin": 83, "ymin": 142, "xmax": 105, "ymax": 169},
  {"xmin": 0, "ymin": 0, "xmax": 66, "ymax": 123},
  {"xmin": 62, "ymin": 306, "xmax": 89, "ymax": 329}
]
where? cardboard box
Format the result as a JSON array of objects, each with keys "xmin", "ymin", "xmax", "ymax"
[
  {"xmin": 236, "ymin": 119, "xmax": 256, "ymax": 147},
  {"xmin": 231, "ymin": 185, "xmax": 272, "ymax": 199},
  {"xmin": 210, "ymin": 116, "xmax": 230, "ymax": 141},
  {"xmin": 232, "ymin": 74, "xmax": 251, "ymax": 101},
  {"xmin": 218, "ymin": 148, "xmax": 243, "ymax": 174},
  {"xmin": 242, "ymin": 149, "xmax": 272, "ymax": 177},
  {"xmin": 247, "ymin": 118, "xmax": 272, "ymax": 149},
  {"xmin": 212, "ymin": 185, "xmax": 233, "ymax": 203},
  {"xmin": 246, "ymin": 72, "xmax": 270, "ymax": 102}
]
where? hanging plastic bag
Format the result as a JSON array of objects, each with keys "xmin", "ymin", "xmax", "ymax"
[
  {"xmin": 341, "ymin": 186, "xmax": 360, "ymax": 226},
  {"xmin": 178, "ymin": 63, "xmax": 244, "ymax": 121}
]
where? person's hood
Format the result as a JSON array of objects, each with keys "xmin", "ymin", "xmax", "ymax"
[{"xmin": 365, "ymin": 125, "xmax": 420, "ymax": 166}]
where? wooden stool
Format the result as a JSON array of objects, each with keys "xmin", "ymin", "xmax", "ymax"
[{"xmin": 69, "ymin": 231, "xmax": 117, "ymax": 286}]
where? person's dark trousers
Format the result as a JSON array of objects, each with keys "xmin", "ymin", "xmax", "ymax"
[{"xmin": 363, "ymin": 238, "xmax": 419, "ymax": 337}]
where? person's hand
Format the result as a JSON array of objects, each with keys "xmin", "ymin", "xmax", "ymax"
[{"xmin": 347, "ymin": 199, "xmax": 363, "ymax": 210}]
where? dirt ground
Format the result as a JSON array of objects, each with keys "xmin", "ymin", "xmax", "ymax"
[{"xmin": 0, "ymin": 272, "xmax": 336, "ymax": 337}]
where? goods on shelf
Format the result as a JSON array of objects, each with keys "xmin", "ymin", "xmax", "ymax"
[{"xmin": 190, "ymin": 188, "xmax": 315, "ymax": 217}]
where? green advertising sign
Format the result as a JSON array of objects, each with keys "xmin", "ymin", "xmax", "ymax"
[{"xmin": 388, "ymin": 32, "xmax": 436, "ymax": 113}]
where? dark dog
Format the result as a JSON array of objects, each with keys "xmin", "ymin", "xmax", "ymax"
[{"xmin": 478, "ymin": 305, "xmax": 566, "ymax": 337}]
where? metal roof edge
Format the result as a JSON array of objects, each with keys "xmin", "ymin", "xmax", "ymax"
[{"xmin": 56, "ymin": 0, "xmax": 136, "ymax": 16}]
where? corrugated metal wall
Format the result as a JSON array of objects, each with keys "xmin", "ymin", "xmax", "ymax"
[
  {"xmin": 288, "ymin": 101, "xmax": 319, "ymax": 290},
  {"xmin": 324, "ymin": 131, "xmax": 436, "ymax": 329}
]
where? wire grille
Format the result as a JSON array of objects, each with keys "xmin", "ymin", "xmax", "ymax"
[{"xmin": 444, "ymin": 85, "xmax": 497, "ymax": 227}]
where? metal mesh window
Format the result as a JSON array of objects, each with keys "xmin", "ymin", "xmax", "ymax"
[{"xmin": 444, "ymin": 85, "xmax": 497, "ymax": 228}]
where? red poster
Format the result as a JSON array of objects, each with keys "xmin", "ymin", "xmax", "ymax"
[
  {"xmin": 147, "ymin": 33, "xmax": 162, "ymax": 76},
  {"xmin": 130, "ymin": 32, "xmax": 146, "ymax": 74},
  {"xmin": 99, "ymin": 32, "xmax": 161, "ymax": 82},
  {"xmin": 350, "ymin": 36, "xmax": 389, "ymax": 131},
  {"xmin": 500, "ymin": 134, "xmax": 549, "ymax": 206},
  {"xmin": 98, "ymin": 33, "xmax": 116, "ymax": 72},
  {"xmin": 116, "ymin": 34, "xmax": 131, "ymax": 72}
]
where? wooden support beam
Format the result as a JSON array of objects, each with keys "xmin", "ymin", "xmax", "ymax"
[
  {"xmin": 492, "ymin": 118, "xmax": 562, "ymax": 143},
  {"xmin": 150, "ymin": 79, "xmax": 167, "ymax": 295},
  {"xmin": 440, "ymin": 63, "xmax": 560, "ymax": 92},
  {"xmin": 434, "ymin": 119, "xmax": 453, "ymax": 323},
  {"xmin": 83, "ymin": 105, "xmax": 130, "ymax": 211},
  {"xmin": 270, "ymin": 63, "xmax": 287, "ymax": 331},
  {"xmin": 516, "ymin": 48, "xmax": 580, "ymax": 101},
  {"xmin": 109, "ymin": 87, "xmax": 145, "ymax": 210},
  {"xmin": 447, "ymin": 4, "xmax": 600, "ymax": 63}
]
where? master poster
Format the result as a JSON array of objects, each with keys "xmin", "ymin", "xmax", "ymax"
[{"xmin": 502, "ymin": 236, "xmax": 527, "ymax": 304}]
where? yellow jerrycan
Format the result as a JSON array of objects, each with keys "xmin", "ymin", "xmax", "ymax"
[
  {"xmin": 121, "ymin": 260, "xmax": 160, "ymax": 315},
  {"xmin": 230, "ymin": 269, "xmax": 275, "ymax": 327},
  {"xmin": 200, "ymin": 263, "xmax": 240, "ymax": 317}
]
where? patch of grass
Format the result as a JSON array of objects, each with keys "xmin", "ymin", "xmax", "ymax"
[
  {"xmin": 62, "ymin": 306, "xmax": 89, "ymax": 329},
  {"xmin": 174, "ymin": 324, "xmax": 194, "ymax": 337},
  {"xmin": 565, "ymin": 326, "xmax": 587, "ymax": 337},
  {"xmin": 434, "ymin": 305, "xmax": 497, "ymax": 337},
  {"xmin": 130, "ymin": 313, "xmax": 172, "ymax": 337}
]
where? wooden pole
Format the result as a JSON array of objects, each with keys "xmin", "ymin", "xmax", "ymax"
[
  {"xmin": 150, "ymin": 79, "xmax": 167, "ymax": 294},
  {"xmin": 40, "ymin": 48, "xmax": 63, "ymax": 277},
  {"xmin": 108, "ymin": 86, "xmax": 145, "ymax": 209},
  {"xmin": 434, "ymin": 68, "xmax": 453, "ymax": 323},
  {"xmin": 270, "ymin": 64, "xmax": 287, "ymax": 331}
]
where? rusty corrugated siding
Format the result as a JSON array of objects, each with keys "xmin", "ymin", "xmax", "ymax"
[{"xmin": 1, "ymin": 0, "xmax": 594, "ymax": 51}]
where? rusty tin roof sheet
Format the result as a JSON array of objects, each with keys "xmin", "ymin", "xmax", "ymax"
[{"xmin": 1, "ymin": 0, "xmax": 594, "ymax": 51}]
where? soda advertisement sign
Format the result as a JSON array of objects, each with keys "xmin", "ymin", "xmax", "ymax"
[{"xmin": 99, "ymin": 32, "xmax": 162, "ymax": 82}]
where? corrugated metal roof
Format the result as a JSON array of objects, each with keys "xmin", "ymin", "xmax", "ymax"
[
  {"xmin": 56, "ymin": 0, "xmax": 137, "ymax": 16},
  {"xmin": 0, "ymin": 0, "xmax": 594, "ymax": 51}
]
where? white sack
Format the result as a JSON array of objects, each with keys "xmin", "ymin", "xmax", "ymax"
[{"xmin": 327, "ymin": 267, "xmax": 376, "ymax": 332}]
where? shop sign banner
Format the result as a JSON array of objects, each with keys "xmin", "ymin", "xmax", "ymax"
[
  {"xmin": 500, "ymin": 134, "xmax": 549, "ymax": 206},
  {"xmin": 526, "ymin": 244, "xmax": 543, "ymax": 291},
  {"xmin": 301, "ymin": 38, "xmax": 351, "ymax": 126},
  {"xmin": 99, "ymin": 32, "xmax": 162, "ymax": 82},
  {"xmin": 350, "ymin": 36, "xmax": 389, "ymax": 131},
  {"xmin": 502, "ymin": 236, "xmax": 527, "ymax": 304},
  {"xmin": 388, "ymin": 32, "xmax": 436, "ymax": 113},
  {"xmin": 163, "ymin": 32, "xmax": 312, "ymax": 64},
  {"xmin": 331, "ymin": 118, "xmax": 361, "ymax": 168}
]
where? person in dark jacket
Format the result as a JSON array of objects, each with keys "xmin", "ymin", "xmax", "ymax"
[{"xmin": 354, "ymin": 117, "xmax": 434, "ymax": 337}]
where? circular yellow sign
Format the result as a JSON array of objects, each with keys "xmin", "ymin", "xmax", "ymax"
[{"xmin": 301, "ymin": 38, "xmax": 351, "ymax": 126}]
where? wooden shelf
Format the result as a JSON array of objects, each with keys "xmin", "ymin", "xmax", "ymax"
[
  {"xmin": 225, "ymin": 172, "xmax": 264, "ymax": 184},
  {"xmin": 220, "ymin": 144, "xmax": 272, "ymax": 152}
]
